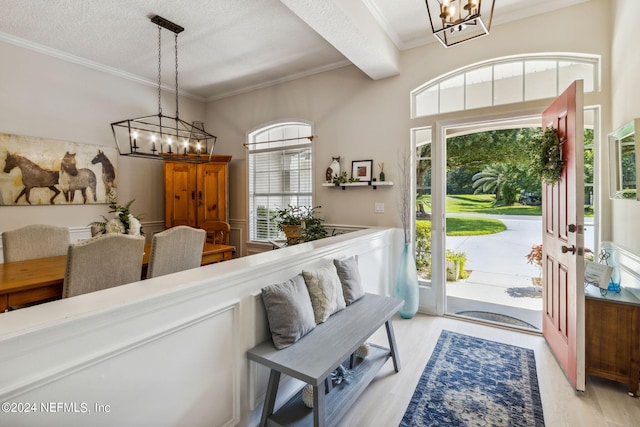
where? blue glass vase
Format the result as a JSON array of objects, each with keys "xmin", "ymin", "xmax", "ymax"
[{"xmin": 395, "ymin": 242, "xmax": 419, "ymax": 319}]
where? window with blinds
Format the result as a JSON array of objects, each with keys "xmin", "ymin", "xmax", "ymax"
[{"xmin": 248, "ymin": 123, "xmax": 313, "ymax": 242}]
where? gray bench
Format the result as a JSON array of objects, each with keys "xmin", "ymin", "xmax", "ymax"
[{"xmin": 247, "ymin": 293, "xmax": 403, "ymax": 427}]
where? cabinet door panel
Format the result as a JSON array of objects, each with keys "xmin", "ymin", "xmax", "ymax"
[
  {"xmin": 164, "ymin": 162, "xmax": 197, "ymax": 228},
  {"xmin": 197, "ymin": 162, "xmax": 228, "ymax": 227}
]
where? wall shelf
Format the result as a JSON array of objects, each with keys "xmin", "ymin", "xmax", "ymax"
[{"xmin": 322, "ymin": 181, "xmax": 393, "ymax": 190}]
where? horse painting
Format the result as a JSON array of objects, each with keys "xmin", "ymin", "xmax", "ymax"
[
  {"xmin": 2, "ymin": 153, "xmax": 61, "ymax": 204},
  {"xmin": 91, "ymin": 150, "xmax": 116, "ymax": 196},
  {"xmin": 59, "ymin": 152, "xmax": 97, "ymax": 204}
]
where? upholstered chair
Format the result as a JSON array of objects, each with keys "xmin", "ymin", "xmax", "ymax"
[
  {"xmin": 2, "ymin": 224, "xmax": 70, "ymax": 262},
  {"xmin": 203, "ymin": 221, "xmax": 231, "ymax": 245},
  {"xmin": 62, "ymin": 234, "xmax": 145, "ymax": 298},
  {"xmin": 146, "ymin": 226, "xmax": 206, "ymax": 279}
]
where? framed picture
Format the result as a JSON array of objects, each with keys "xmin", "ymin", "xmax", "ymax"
[
  {"xmin": 351, "ymin": 160, "xmax": 373, "ymax": 182},
  {"xmin": 0, "ymin": 132, "xmax": 118, "ymax": 205}
]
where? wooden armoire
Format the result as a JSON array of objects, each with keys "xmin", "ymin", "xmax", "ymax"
[{"xmin": 163, "ymin": 155, "xmax": 231, "ymax": 229}]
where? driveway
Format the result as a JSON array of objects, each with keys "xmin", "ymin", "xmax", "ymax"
[{"xmin": 446, "ymin": 214, "xmax": 595, "ymax": 277}]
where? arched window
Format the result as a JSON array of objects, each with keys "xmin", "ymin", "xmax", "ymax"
[
  {"xmin": 411, "ymin": 53, "xmax": 599, "ymax": 118},
  {"xmin": 247, "ymin": 122, "xmax": 313, "ymax": 242}
]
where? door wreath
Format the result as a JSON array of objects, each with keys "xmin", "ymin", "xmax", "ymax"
[{"xmin": 526, "ymin": 126, "xmax": 564, "ymax": 185}]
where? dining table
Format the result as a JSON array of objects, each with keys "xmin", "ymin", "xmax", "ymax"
[{"xmin": 0, "ymin": 242, "xmax": 235, "ymax": 312}]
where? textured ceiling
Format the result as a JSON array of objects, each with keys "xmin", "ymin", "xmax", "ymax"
[{"xmin": 0, "ymin": 0, "xmax": 590, "ymax": 101}]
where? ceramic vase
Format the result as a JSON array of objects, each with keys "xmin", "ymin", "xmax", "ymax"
[
  {"xmin": 395, "ymin": 242, "xmax": 419, "ymax": 319},
  {"xmin": 379, "ymin": 171, "xmax": 385, "ymax": 182}
]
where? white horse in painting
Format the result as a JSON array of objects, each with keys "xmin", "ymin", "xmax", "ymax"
[{"xmin": 59, "ymin": 152, "xmax": 97, "ymax": 204}]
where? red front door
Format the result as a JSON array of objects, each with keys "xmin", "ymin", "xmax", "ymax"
[{"xmin": 542, "ymin": 80, "xmax": 585, "ymax": 391}]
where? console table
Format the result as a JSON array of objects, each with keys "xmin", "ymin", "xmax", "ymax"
[{"xmin": 585, "ymin": 285, "xmax": 640, "ymax": 396}]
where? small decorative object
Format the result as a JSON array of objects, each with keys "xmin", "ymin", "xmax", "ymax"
[
  {"xmin": 332, "ymin": 171, "xmax": 347, "ymax": 186},
  {"xmin": 355, "ymin": 342, "xmax": 370, "ymax": 359},
  {"xmin": 325, "ymin": 156, "xmax": 341, "ymax": 182},
  {"xmin": 351, "ymin": 160, "xmax": 373, "ymax": 182},
  {"xmin": 526, "ymin": 126, "xmax": 564, "ymax": 185},
  {"xmin": 599, "ymin": 247, "xmax": 621, "ymax": 293},
  {"xmin": 302, "ymin": 384, "xmax": 314, "ymax": 408},
  {"xmin": 395, "ymin": 150, "xmax": 419, "ymax": 319},
  {"xmin": 330, "ymin": 364, "xmax": 353, "ymax": 385},
  {"xmin": 378, "ymin": 162, "xmax": 385, "ymax": 182},
  {"xmin": 89, "ymin": 191, "xmax": 143, "ymax": 236}
]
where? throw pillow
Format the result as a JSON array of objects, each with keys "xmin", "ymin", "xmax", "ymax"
[
  {"xmin": 302, "ymin": 262, "xmax": 346, "ymax": 324},
  {"xmin": 261, "ymin": 274, "xmax": 316, "ymax": 350},
  {"xmin": 333, "ymin": 255, "xmax": 365, "ymax": 305}
]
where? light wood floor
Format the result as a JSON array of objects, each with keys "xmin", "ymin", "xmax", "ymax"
[{"xmin": 339, "ymin": 314, "xmax": 640, "ymax": 427}]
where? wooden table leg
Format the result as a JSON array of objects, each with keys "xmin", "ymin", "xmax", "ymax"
[
  {"xmin": 313, "ymin": 383, "xmax": 326, "ymax": 427},
  {"xmin": 260, "ymin": 370, "xmax": 281, "ymax": 427},
  {"xmin": 385, "ymin": 320, "xmax": 401, "ymax": 372}
]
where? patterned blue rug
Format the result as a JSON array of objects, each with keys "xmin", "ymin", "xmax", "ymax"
[{"xmin": 400, "ymin": 330, "xmax": 544, "ymax": 426}]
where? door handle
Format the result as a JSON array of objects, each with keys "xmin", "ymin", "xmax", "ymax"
[
  {"xmin": 561, "ymin": 245, "xmax": 576, "ymax": 255},
  {"xmin": 567, "ymin": 224, "xmax": 576, "ymax": 233}
]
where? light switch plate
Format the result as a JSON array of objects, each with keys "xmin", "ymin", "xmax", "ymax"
[{"xmin": 375, "ymin": 202, "xmax": 384, "ymax": 213}]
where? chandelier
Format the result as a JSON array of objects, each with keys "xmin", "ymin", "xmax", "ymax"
[
  {"xmin": 111, "ymin": 15, "xmax": 217, "ymax": 162},
  {"xmin": 425, "ymin": 0, "xmax": 495, "ymax": 48}
]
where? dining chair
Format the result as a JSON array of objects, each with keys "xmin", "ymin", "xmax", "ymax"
[
  {"xmin": 2, "ymin": 224, "xmax": 70, "ymax": 262},
  {"xmin": 203, "ymin": 221, "xmax": 231, "ymax": 245},
  {"xmin": 62, "ymin": 234, "xmax": 145, "ymax": 298},
  {"xmin": 146, "ymin": 226, "xmax": 206, "ymax": 279}
]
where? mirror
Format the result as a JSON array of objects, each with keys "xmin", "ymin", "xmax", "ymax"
[{"xmin": 609, "ymin": 119, "xmax": 639, "ymax": 199}]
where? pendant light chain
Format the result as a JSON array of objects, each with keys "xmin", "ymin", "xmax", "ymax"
[
  {"xmin": 174, "ymin": 32, "xmax": 179, "ymax": 120},
  {"xmin": 157, "ymin": 24, "xmax": 163, "ymax": 116}
]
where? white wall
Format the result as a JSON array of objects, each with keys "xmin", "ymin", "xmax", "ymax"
[
  {"xmin": 610, "ymin": 0, "xmax": 640, "ymax": 254},
  {"xmin": 206, "ymin": 0, "xmax": 614, "ymax": 259},
  {"xmin": 0, "ymin": 0, "xmax": 620, "ymax": 257},
  {"xmin": 0, "ymin": 39, "xmax": 208, "ymax": 234},
  {"xmin": 0, "ymin": 227, "xmax": 397, "ymax": 427}
]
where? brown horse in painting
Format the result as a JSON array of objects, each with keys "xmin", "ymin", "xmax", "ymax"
[
  {"xmin": 3, "ymin": 153, "xmax": 61, "ymax": 204},
  {"xmin": 59, "ymin": 152, "xmax": 97, "ymax": 204},
  {"xmin": 91, "ymin": 150, "xmax": 116, "ymax": 196}
]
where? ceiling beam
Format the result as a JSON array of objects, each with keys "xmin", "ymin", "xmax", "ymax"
[{"xmin": 279, "ymin": 0, "xmax": 399, "ymax": 80}]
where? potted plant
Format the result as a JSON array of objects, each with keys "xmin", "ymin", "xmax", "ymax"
[
  {"xmin": 525, "ymin": 244, "xmax": 543, "ymax": 285},
  {"xmin": 446, "ymin": 250, "xmax": 467, "ymax": 282},
  {"xmin": 273, "ymin": 205, "xmax": 327, "ymax": 245}
]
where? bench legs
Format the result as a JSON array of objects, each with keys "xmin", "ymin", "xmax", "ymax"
[
  {"xmin": 260, "ymin": 370, "xmax": 281, "ymax": 427},
  {"xmin": 313, "ymin": 384, "xmax": 326, "ymax": 427},
  {"xmin": 385, "ymin": 320, "xmax": 401, "ymax": 372}
]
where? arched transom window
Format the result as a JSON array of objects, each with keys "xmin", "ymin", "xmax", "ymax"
[{"xmin": 411, "ymin": 53, "xmax": 599, "ymax": 118}]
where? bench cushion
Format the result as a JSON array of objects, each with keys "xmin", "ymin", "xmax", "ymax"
[
  {"xmin": 334, "ymin": 255, "xmax": 364, "ymax": 305},
  {"xmin": 261, "ymin": 274, "xmax": 316, "ymax": 350},
  {"xmin": 302, "ymin": 262, "xmax": 346, "ymax": 324}
]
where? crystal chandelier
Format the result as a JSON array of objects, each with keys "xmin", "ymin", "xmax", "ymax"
[
  {"xmin": 111, "ymin": 15, "xmax": 217, "ymax": 163},
  {"xmin": 425, "ymin": 0, "xmax": 495, "ymax": 48}
]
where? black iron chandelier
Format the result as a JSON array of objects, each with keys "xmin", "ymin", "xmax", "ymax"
[
  {"xmin": 425, "ymin": 0, "xmax": 495, "ymax": 48},
  {"xmin": 111, "ymin": 15, "xmax": 217, "ymax": 162}
]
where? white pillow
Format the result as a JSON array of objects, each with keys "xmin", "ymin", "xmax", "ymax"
[{"xmin": 302, "ymin": 262, "xmax": 347, "ymax": 324}]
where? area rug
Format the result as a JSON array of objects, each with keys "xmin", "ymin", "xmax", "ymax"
[{"xmin": 400, "ymin": 330, "xmax": 544, "ymax": 427}]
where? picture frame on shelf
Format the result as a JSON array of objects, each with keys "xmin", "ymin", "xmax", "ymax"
[{"xmin": 351, "ymin": 160, "xmax": 373, "ymax": 182}]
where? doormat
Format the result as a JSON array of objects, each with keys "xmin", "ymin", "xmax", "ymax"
[
  {"xmin": 456, "ymin": 310, "xmax": 538, "ymax": 330},
  {"xmin": 399, "ymin": 330, "xmax": 544, "ymax": 427}
]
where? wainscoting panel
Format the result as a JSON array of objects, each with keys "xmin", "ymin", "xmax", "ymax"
[{"xmin": 0, "ymin": 227, "xmax": 397, "ymax": 426}]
